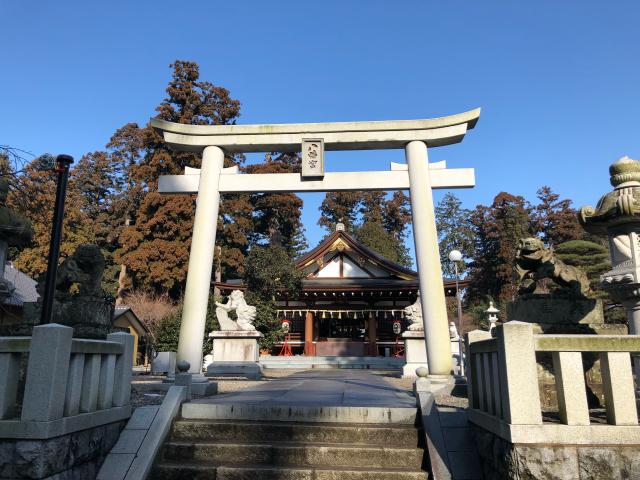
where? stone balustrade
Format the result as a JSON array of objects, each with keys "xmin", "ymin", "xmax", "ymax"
[
  {"xmin": 466, "ymin": 321, "xmax": 640, "ymax": 445},
  {"xmin": 0, "ymin": 323, "xmax": 133, "ymax": 439}
]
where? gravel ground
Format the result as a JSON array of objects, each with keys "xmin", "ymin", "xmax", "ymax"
[{"xmin": 130, "ymin": 369, "xmax": 469, "ymax": 409}]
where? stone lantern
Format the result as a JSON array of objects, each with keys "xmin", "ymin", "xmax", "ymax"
[
  {"xmin": 580, "ymin": 155, "xmax": 640, "ymax": 377},
  {"xmin": 485, "ymin": 301, "xmax": 499, "ymax": 334}
]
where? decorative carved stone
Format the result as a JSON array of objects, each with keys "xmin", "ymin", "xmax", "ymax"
[
  {"xmin": 215, "ymin": 290, "xmax": 257, "ymax": 331},
  {"xmin": 403, "ymin": 293, "xmax": 423, "ymax": 331},
  {"xmin": 19, "ymin": 244, "xmax": 114, "ymax": 339},
  {"xmin": 301, "ymin": 138, "xmax": 324, "ymax": 178},
  {"xmin": 515, "ymin": 237, "xmax": 590, "ymax": 297}
]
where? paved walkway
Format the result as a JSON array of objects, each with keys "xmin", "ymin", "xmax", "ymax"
[{"xmin": 193, "ymin": 370, "xmax": 416, "ymax": 408}]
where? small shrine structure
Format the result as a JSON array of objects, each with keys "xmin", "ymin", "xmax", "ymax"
[{"xmin": 216, "ymin": 224, "xmax": 466, "ymax": 357}]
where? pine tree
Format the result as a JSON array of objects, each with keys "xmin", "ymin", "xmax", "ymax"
[
  {"xmin": 354, "ymin": 221, "xmax": 411, "ymax": 267},
  {"xmin": 555, "ymin": 240, "xmax": 610, "ymax": 294},
  {"xmin": 115, "ymin": 61, "xmax": 244, "ymax": 297},
  {"xmin": 533, "ymin": 186, "xmax": 583, "ymax": 247},
  {"xmin": 245, "ymin": 153, "xmax": 307, "ymax": 256},
  {"xmin": 435, "ymin": 193, "xmax": 474, "ymax": 277},
  {"xmin": 244, "ymin": 243, "xmax": 303, "ymax": 348},
  {"xmin": 318, "ymin": 192, "xmax": 362, "ymax": 233},
  {"xmin": 318, "ymin": 189, "xmax": 412, "ymax": 265},
  {"xmin": 467, "ymin": 192, "xmax": 533, "ymax": 303}
]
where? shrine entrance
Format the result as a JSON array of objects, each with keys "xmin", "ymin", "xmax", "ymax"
[{"xmin": 151, "ymin": 108, "xmax": 480, "ymax": 376}]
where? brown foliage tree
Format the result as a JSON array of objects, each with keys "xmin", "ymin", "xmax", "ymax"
[
  {"xmin": 115, "ymin": 61, "xmax": 246, "ymax": 297},
  {"xmin": 466, "ymin": 192, "xmax": 533, "ymax": 303},
  {"xmin": 532, "ymin": 186, "xmax": 584, "ymax": 247}
]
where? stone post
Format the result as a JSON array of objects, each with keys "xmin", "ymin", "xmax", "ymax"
[
  {"xmin": 175, "ymin": 360, "xmax": 193, "ymax": 401},
  {"xmin": 22, "ymin": 323, "xmax": 73, "ymax": 421},
  {"xmin": 177, "ymin": 146, "xmax": 224, "ymax": 374},
  {"xmin": 108, "ymin": 331, "xmax": 134, "ymax": 407},
  {"xmin": 405, "ymin": 140, "xmax": 452, "ymax": 376},
  {"xmin": 495, "ymin": 321, "xmax": 542, "ymax": 425},
  {"xmin": 465, "ymin": 329, "xmax": 492, "ymax": 410},
  {"xmin": 580, "ymin": 156, "xmax": 640, "ymax": 382}
]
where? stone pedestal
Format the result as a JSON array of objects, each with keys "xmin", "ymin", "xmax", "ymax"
[
  {"xmin": 401, "ymin": 331, "xmax": 428, "ymax": 378},
  {"xmin": 207, "ymin": 330, "xmax": 263, "ymax": 380},
  {"xmin": 507, "ymin": 294, "xmax": 606, "ymax": 333}
]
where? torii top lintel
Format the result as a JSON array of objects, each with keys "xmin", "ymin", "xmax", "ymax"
[{"xmin": 149, "ymin": 108, "xmax": 480, "ymax": 153}]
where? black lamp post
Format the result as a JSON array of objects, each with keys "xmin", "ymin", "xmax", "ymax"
[{"xmin": 40, "ymin": 154, "xmax": 74, "ymax": 324}]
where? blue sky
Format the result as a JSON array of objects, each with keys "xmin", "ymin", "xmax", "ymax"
[{"xmin": 2, "ymin": 1, "xmax": 639, "ymax": 261}]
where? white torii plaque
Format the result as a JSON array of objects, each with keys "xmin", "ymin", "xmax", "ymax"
[{"xmin": 151, "ymin": 108, "xmax": 480, "ymax": 376}]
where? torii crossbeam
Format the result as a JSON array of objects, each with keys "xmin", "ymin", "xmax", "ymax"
[{"xmin": 151, "ymin": 108, "xmax": 480, "ymax": 377}]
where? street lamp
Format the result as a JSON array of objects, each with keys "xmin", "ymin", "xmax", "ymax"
[
  {"xmin": 448, "ymin": 249, "xmax": 464, "ymax": 375},
  {"xmin": 40, "ymin": 154, "xmax": 74, "ymax": 324}
]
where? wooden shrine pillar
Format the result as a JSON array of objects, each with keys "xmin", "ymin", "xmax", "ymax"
[
  {"xmin": 368, "ymin": 312, "xmax": 378, "ymax": 356},
  {"xmin": 304, "ymin": 311, "xmax": 315, "ymax": 356}
]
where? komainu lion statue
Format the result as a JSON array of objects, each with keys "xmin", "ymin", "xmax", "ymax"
[
  {"xmin": 515, "ymin": 237, "xmax": 590, "ymax": 297},
  {"xmin": 403, "ymin": 293, "xmax": 424, "ymax": 331},
  {"xmin": 215, "ymin": 290, "xmax": 257, "ymax": 331},
  {"xmin": 55, "ymin": 244, "xmax": 105, "ymax": 298}
]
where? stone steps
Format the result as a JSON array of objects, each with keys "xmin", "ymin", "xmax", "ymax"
[
  {"xmin": 161, "ymin": 440, "xmax": 425, "ymax": 469},
  {"xmin": 153, "ymin": 406, "xmax": 428, "ymax": 479},
  {"xmin": 154, "ymin": 462, "xmax": 429, "ymax": 480},
  {"xmin": 172, "ymin": 419, "xmax": 421, "ymax": 446},
  {"xmin": 259, "ymin": 356, "xmax": 404, "ymax": 370},
  {"xmin": 181, "ymin": 402, "xmax": 417, "ymax": 424}
]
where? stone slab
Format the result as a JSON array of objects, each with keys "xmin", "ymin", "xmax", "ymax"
[
  {"xmin": 207, "ymin": 361, "xmax": 262, "ymax": 380},
  {"xmin": 151, "ymin": 381, "xmax": 218, "ymax": 396},
  {"xmin": 110, "ymin": 429, "xmax": 147, "ymax": 454},
  {"xmin": 125, "ymin": 407, "xmax": 159, "ymax": 430},
  {"xmin": 185, "ymin": 370, "xmax": 417, "ymax": 424},
  {"xmin": 125, "ymin": 386, "xmax": 186, "ymax": 480},
  {"xmin": 182, "ymin": 402, "xmax": 417, "ymax": 425},
  {"xmin": 96, "ymin": 453, "xmax": 135, "ymax": 480}
]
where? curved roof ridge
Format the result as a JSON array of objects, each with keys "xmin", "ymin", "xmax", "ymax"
[{"xmin": 296, "ymin": 230, "xmax": 417, "ymax": 279}]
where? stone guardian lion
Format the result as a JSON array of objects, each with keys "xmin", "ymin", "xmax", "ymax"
[
  {"xmin": 215, "ymin": 290, "xmax": 257, "ymax": 331},
  {"xmin": 515, "ymin": 237, "xmax": 590, "ymax": 297}
]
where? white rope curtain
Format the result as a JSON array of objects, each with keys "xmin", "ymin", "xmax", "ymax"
[{"xmin": 276, "ymin": 309, "xmax": 406, "ymax": 319}]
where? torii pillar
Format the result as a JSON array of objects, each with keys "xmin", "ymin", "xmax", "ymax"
[
  {"xmin": 176, "ymin": 146, "xmax": 223, "ymax": 371},
  {"xmin": 406, "ymin": 141, "xmax": 452, "ymax": 376}
]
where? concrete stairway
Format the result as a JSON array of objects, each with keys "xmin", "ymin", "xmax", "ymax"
[
  {"xmin": 152, "ymin": 416, "xmax": 429, "ymax": 479},
  {"xmin": 259, "ymin": 355, "xmax": 405, "ymax": 371}
]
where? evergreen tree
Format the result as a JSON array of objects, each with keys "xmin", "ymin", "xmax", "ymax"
[
  {"xmin": 318, "ymin": 190, "xmax": 412, "ymax": 265},
  {"xmin": 467, "ymin": 192, "xmax": 533, "ymax": 303},
  {"xmin": 245, "ymin": 153, "xmax": 307, "ymax": 256},
  {"xmin": 115, "ymin": 61, "xmax": 245, "ymax": 297},
  {"xmin": 318, "ymin": 192, "xmax": 362, "ymax": 233},
  {"xmin": 354, "ymin": 221, "xmax": 411, "ymax": 267},
  {"xmin": 555, "ymin": 240, "xmax": 610, "ymax": 294},
  {"xmin": 533, "ymin": 186, "xmax": 583, "ymax": 247},
  {"xmin": 435, "ymin": 193, "xmax": 474, "ymax": 277},
  {"xmin": 244, "ymin": 244, "xmax": 303, "ymax": 348}
]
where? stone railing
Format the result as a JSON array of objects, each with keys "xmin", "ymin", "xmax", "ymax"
[
  {"xmin": 467, "ymin": 321, "xmax": 640, "ymax": 444},
  {"xmin": 0, "ymin": 323, "xmax": 133, "ymax": 439}
]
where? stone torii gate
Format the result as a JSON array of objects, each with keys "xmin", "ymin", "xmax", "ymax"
[{"xmin": 151, "ymin": 108, "xmax": 481, "ymax": 377}]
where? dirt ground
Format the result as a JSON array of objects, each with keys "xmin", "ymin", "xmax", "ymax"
[{"xmin": 130, "ymin": 369, "xmax": 469, "ymax": 409}]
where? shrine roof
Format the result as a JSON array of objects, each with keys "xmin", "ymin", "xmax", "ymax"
[{"xmin": 296, "ymin": 229, "xmax": 417, "ymax": 281}]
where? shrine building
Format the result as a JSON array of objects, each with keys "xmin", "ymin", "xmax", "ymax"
[{"xmin": 216, "ymin": 223, "xmax": 465, "ymax": 357}]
